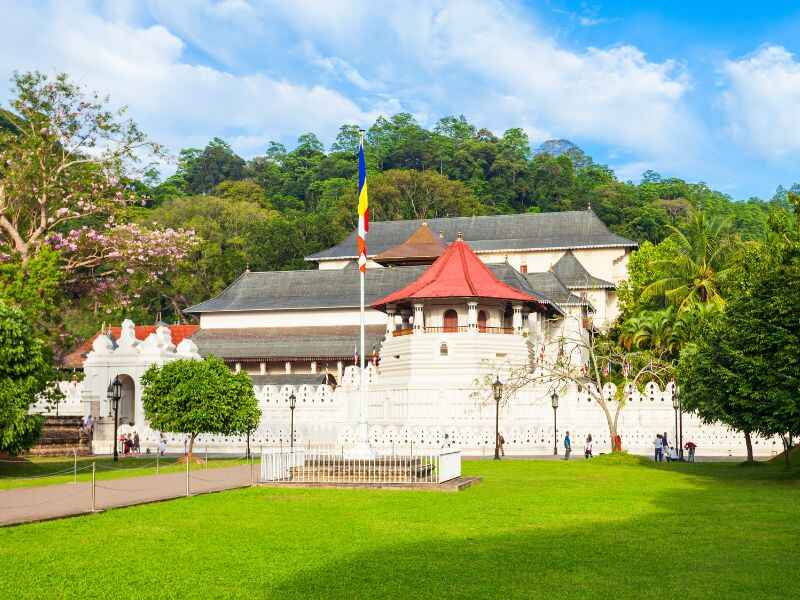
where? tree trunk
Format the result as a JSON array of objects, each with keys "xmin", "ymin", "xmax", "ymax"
[
  {"xmin": 744, "ymin": 431, "xmax": 754, "ymax": 463},
  {"xmin": 781, "ymin": 435, "xmax": 791, "ymax": 467},
  {"xmin": 187, "ymin": 433, "xmax": 197, "ymax": 463}
]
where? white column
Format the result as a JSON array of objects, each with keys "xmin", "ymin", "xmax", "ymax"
[
  {"xmin": 259, "ymin": 362, "xmax": 266, "ymax": 375},
  {"xmin": 336, "ymin": 361, "xmax": 343, "ymax": 380},
  {"xmin": 512, "ymin": 304, "xmax": 523, "ymax": 334},
  {"xmin": 386, "ymin": 304, "xmax": 396, "ymax": 335},
  {"xmin": 234, "ymin": 362, "xmax": 241, "ymax": 373},
  {"xmin": 413, "ymin": 303, "xmax": 425, "ymax": 334},
  {"xmin": 310, "ymin": 361, "xmax": 317, "ymax": 373},
  {"xmin": 285, "ymin": 361, "xmax": 291, "ymax": 374},
  {"xmin": 467, "ymin": 301, "xmax": 478, "ymax": 334}
]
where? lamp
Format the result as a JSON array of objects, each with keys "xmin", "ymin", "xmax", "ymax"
[
  {"xmin": 107, "ymin": 376, "xmax": 122, "ymax": 462},
  {"xmin": 289, "ymin": 391, "xmax": 297, "ymax": 451},
  {"xmin": 551, "ymin": 391, "xmax": 559, "ymax": 456},
  {"xmin": 492, "ymin": 375, "xmax": 503, "ymax": 460}
]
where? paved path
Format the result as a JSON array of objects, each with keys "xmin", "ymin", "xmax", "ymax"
[{"xmin": 0, "ymin": 464, "xmax": 255, "ymax": 527}]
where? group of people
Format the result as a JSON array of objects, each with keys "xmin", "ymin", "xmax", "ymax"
[
  {"xmin": 654, "ymin": 432, "xmax": 697, "ymax": 463},
  {"xmin": 119, "ymin": 427, "xmax": 140, "ymax": 455},
  {"xmin": 562, "ymin": 431, "xmax": 594, "ymax": 459}
]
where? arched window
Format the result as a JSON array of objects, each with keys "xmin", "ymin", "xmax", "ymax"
[
  {"xmin": 443, "ymin": 309, "xmax": 458, "ymax": 332},
  {"xmin": 477, "ymin": 310, "xmax": 488, "ymax": 332},
  {"xmin": 440, "ymin": 342, "xmax": 448, "ymax": 356}
]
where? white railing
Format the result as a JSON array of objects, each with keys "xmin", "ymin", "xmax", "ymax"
[
  {"xmin": 260, "ymin": 449, "xmax": 461, "ymax": 485},
  {"xmin": 438, "ymin": 450, "xmax": 461, "ymax": 483}
]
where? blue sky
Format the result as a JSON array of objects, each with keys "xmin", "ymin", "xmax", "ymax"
[{"xmin": 2, "ymin": 1, "xmax": 799, "ymax": 199}]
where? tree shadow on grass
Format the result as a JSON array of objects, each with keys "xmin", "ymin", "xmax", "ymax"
[{"xmin": 268, "ymin": 469, "xmax": 800, "ymax": 600}]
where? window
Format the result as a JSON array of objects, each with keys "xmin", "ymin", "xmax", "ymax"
[
  {"xmin": 443, "ymin": 309, "xmax": 458, "ymax": 332},
  {"xmin": 477, "ymin": 310, "xmax": 488, "ymax": 332},
  {"xmin": 520, "ymin": 264, "xmax": 528, "ymax": 274},
  {"xmin": 440, "ymin": 343, "xmax": 448, "ymax": 356}
]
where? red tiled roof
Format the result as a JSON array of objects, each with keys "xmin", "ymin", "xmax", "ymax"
[
  {"xmin": 62, "ymin": 324, "xmax": 199, "ymax": 369},
  {"xmin": 372, "ymin": 238, "xmax": 536, "ymax": 308}
]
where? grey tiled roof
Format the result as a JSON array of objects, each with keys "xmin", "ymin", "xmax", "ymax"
[
  {"xmin": 192, "ymin": 326, "xmax": 386, "ymax": 360},
  {"xmin": 551, "ymin": 250, "xmax": 615, "ymax": 289},
  {"xmin": 306, "ymin": 210, "xmax": 637, "ymax": 261},
  {"xmin": 185, "ymin": 265, "xmax": 565, "ymax": 314},
  {"xmin": 525, "ymin": 272, "xmax": 590, "ymax": 307}
]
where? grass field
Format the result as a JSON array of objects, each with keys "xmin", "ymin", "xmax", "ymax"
[
  {"xmin": 1, "ymin": 455, "xmax": 799, "ymax": 599},
  {"xmin": 0, "ymin": 455, "xmax": 251, "ymax": 491}
]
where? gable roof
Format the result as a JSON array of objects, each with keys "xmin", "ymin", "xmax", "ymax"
[
  {"xmin": 524, "ymin": 272, "xmax": 591, "ymax": 307},
  {"xmin": 307, "ymin": 209, "xmax": 637, "ymax": 262},
  {"xmin": 373, "ymin": 222, "xmax": 446, "ymax": 264},
  {"xmin": 62, "ymin": 324, "xmax": 199, "ymax": 369},
  {"xmin": 371, "ymin": 239, "xmax": 542, "ymax": 309},
  {"xmin": 185, "ymin": 263, "xmax": 565, "ymax": 315},
  {"xmin": 551, "ymin": 250, "xmax": 615, "ymax": 289}
]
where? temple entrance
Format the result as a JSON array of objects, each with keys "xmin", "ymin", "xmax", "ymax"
[
  {"xmin": 117, "ymin": 374, "xmax": 136, "ymax": 426},
  {"xmin": 443, "ymin": 309, "xmax": 458, "ymax": 332},
  {"xmin": 478, "ymin": 310, "xmax": 487, "ymax": 332}
]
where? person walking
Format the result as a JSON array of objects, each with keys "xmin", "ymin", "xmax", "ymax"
[
  {"xmin": 663, "ymin": 431, "xmax": 669, "ymax": 452},
  {"xmin": 654, "ymin": 434, "xmax": 663, "ymax": 462},
  {"xmin": 133, "ymin": 430, "xmax": 141, "ymax": 454},
  {"xmin": 564, "ymin": 431, "xmax": 572, "ymax": 460},
  {"xmin": 158, "ymin": 434, "xmax": 167, "ymax": 456},
  {"xmin": 584, "ymin": 434, "xmax": 593, "ymax": 459},
  {"xmin": 684, "ymin": 440, "xmax": 697, "ymax": 463}
]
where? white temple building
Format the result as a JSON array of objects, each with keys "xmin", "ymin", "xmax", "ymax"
[{"xmin": 58, "ymin": 210, "xmax": 780, "ymax": 457}]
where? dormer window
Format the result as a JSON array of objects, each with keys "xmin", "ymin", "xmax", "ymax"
[{"xmin": 440, "ymin": 343, "xmax": 449, "ymax": 356}]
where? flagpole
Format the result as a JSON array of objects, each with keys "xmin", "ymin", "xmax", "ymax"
[{"xmin": 352, "ymin": 129, "xmax": 374, "ymax": 459}]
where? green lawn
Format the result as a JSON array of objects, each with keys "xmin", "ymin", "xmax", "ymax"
[
  {"xmin": 0, "ymin": 455, "xmax": 251, "ymax": 490},
  {"xmin": 1, "ymin": 455, "xmax": 799, "ymax": 599}
]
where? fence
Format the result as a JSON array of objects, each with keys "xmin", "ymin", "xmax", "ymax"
[{"xmin": 260, "ymin": 448, "xmax": 462, "ymax": 485}]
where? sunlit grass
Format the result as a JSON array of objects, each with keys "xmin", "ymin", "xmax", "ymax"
[{"xmin": 1, "ymin": 457, "xmax": 799, "ymax": 598}]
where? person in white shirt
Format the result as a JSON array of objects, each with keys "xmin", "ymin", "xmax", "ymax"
[{"xmin": 654, "ymin": 434, "xmax": 663, "ymax": 462}]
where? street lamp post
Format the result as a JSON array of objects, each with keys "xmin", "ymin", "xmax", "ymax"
[
  {"xmin": 492, "ymin": 375, "xmax": 503, "ymax": 461},
  {"xmin": 106, "ymin": 376, "xmax": 122, "ymax": 462},
  {"xmin": 289, "ymin": 392, "xmax": 297, "ymax": 451},
  {"xmin": 673, "ymin": 385, "xmax": 683, "ymax": 460},
  {"xmin": 551, "ymin": 391, "xmax": 559, "ymax": 456}
]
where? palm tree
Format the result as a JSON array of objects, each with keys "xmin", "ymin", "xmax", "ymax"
[{"xmin": 642, "ymin": 213, "xmax": 736, "ymax": 311}]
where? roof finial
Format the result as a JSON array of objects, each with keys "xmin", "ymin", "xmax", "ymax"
[
  {"xmin": 587, "ymin": 201, "xmax": 592, "ymax": 211},
  {"xmin": 245, "ymin": 263, "xmax": 251, "ymax": 273},
  {"xmin": 457, "ymin": 231, "xmax": 463, "ymax": 241}
]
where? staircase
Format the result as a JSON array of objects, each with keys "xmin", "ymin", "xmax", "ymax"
[{"xmin": 28, "ymin": 416, "xmax": 92, "ymax": 456}]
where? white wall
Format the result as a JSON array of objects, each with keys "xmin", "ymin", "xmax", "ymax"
[{"xmin": 200, "ymin": 307, "xmax": 388, "ymax": 329}]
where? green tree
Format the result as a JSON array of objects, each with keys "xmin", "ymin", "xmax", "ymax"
[
  {"xmin": 0, "ymin": 301, "xmax": 60, "ymax": 455},
  {"xmin": 141, "ymin": 356, "xmax": 260, "ymax": 461},
  {"xmin": 641, "ymin": 213, "xmax": 736, "ymax": 310},
  {"xmin": 184, "ymin": 138, "xmax": 245, "ymax": 194}
]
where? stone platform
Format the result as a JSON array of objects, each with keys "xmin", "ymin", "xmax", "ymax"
[{"xmin": 28, "ymin": 416, "xmax": 91, "ymax": 457}]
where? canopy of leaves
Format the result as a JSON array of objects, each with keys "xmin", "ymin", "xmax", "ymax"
[
  {"xmin": 141, "ymin": 356, "xmax": 260, "ymax": 440},
  {"xmin": 0, "ymin": 301, "xmax": 60, "ymax": 454},
  {"xmin": 677, "ymin": 203, "xmax": 800, "ymax": 452}
]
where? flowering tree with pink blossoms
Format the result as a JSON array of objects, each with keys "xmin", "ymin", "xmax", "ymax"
[{"xmin": 0, "ymin": 72, "xmax": 196, "ymax": 311}]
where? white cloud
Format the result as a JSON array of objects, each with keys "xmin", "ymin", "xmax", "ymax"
[
  {"xmin": 722, "ymin": 45, "xmax": 800, "ymax": 158},
  {"xmin": 0, "ymin": 2, "xmax": 372, "ymax": 159},
  {"xmin": 265, "ymin": 0, "xmax": 700, "ymax": 160},
  {"xmin": 1, "ymin": 0, "xmax": 703, "ymax": 168}
]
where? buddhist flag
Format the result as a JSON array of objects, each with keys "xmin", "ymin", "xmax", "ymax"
[{"xmin": 357, "ymin": 137, "xmax": 369, "ymax": 272}]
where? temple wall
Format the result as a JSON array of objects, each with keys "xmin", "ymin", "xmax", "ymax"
[{"xmin": 200, "ymin": 307, "xmax": 388, "ymax": 329}]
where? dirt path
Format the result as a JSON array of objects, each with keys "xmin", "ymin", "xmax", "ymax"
[{"xmin": 0, "ymin": 464, "xmax": 255, "ymax": 526}]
